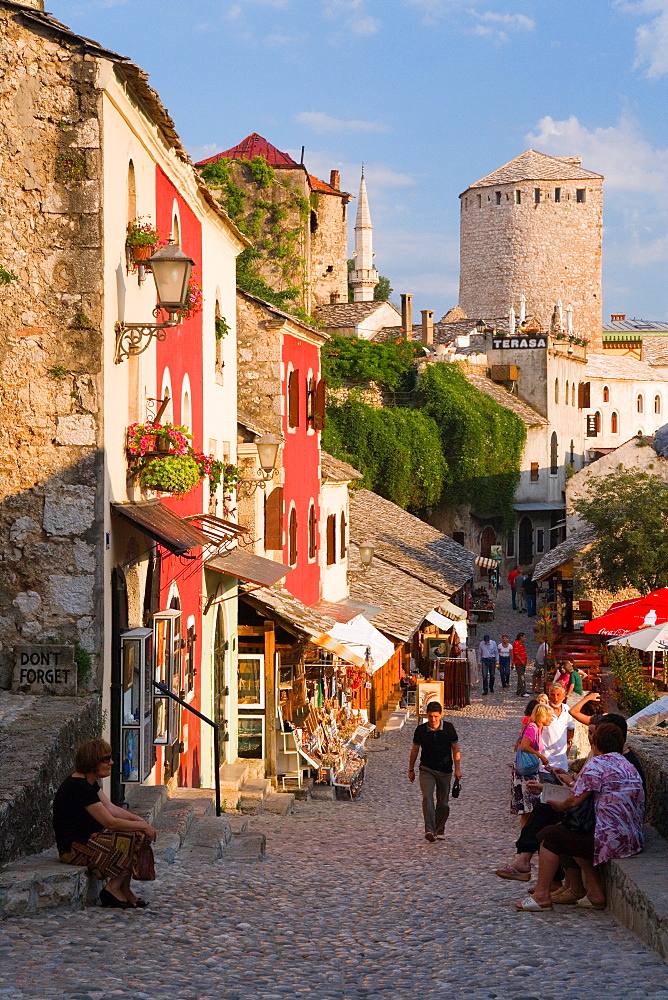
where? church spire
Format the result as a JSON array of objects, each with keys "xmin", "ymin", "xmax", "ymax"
[{"xmin": 349, "ymin": 166, "xmax": 378, "ymax": 302}]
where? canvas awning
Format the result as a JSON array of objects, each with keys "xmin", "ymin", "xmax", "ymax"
[
  {"xmin": 313, "ymin": 615, "xmax": 395, "ymax": 674},
  {"xmin": 475, "ymin": 556, "xmax": 497, "ymax": 569},
  {"xmin": 207, "ymin": 550, "xmax": 290, "ymax": 588},
  {"xmin": 440, "ymin": 599, "xmax": 467, "ymax": 621},
  {"xmin": 111, "ymin": 499, "xmax": 210, "ymax": 556},
  {"xmin": 425, "ymin": 609, "xmax": 456, "ymax": 631}
]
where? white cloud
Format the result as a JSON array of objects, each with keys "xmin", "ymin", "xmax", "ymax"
[
  {"xmin": 321, "ymin": 0, "xmax": 381, "ymax": 36},
  {"xmin": 187, "ymin": 143, "xmax": 224, "ymax": 163},
  {"xmin": 470, "ymin": 10, "xmax": 535, "ymax": 42},
  {"xmin": 526, "ymin": 113, "xmax": 668, "ymax": 269},
  {"xmin": 615, "ymin": 0, "xmax": 668, "ymax": 78},
  {"xmin": 295, "ymin": 111, "xmax": 388, "ymax": 134},
  {"xmin": 287, "ymin": 149, "xmax": 415, "ymax": 192}
]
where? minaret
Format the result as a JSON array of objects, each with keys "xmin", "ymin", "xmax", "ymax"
[{"xmin": 349, "ymin": 166, "xmax": 379, "ymax": 302}]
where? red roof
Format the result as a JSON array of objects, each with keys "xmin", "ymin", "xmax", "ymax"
[
  {"xmin": 308, "ymin": 173, "xmax": 343, "ymax": 196},
  {"xmin": 196, "ymin": 133, "xmax": 299, "ymax": 168}
]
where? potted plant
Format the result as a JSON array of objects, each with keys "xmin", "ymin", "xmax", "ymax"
[
  {"xmin": 126, "ymin": 217, "xmax": 159, "ymax": 262},
  {"xmin": 180, "ymin": 274, "xmax": 203, "ymax": 321},
  {"xmin": 127, "ymin": 422, "xmax": 191, "ymax": 458},
  {"xmin": 138, "ymin": 455, "xmax": 203, "ymax": 495},
  {"xmin": 126, "ymin": 422, "xmax": 223, "ymax": 498}
]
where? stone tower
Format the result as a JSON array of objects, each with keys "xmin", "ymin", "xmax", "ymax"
[
  {"xmin": 349, "ymin": 167, "xmax": 378, "ymax": 302},
  {"xmin": 458, "ymin": 150, "xmax": 604, "ymax": 347}
]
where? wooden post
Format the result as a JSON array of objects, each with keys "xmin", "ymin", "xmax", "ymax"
[{"xmin": 264, "ymin": 620, "xmax": 277, "ymax": 779}]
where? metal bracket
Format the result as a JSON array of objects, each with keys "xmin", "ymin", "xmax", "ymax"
[{"xmin": 114, "ymin": 314, "xmax": 180, "ymax": 364}]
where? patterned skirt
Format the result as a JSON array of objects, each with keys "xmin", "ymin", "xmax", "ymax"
[
  {"xmin": 510, "ymin": 765, "xmax": 541, "ymax": 816},
  {"xmin": 59, "ymin": 829, "xmax": 143, "ymax": 880}
]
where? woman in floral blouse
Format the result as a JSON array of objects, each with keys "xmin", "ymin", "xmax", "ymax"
[{"xmin": 514, "ymin": 722, "xmax": 644, "ymax": 911}]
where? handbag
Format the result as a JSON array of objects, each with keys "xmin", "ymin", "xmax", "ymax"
[
  {"xmin": 136, "ymin": 836, "xmax": 156, "ymax": 881},
  {"xmin": 514, "ymin": 748, "xmax": 540, "ymax": 776},
  {"xmin": 451, "ymin": 777, "xmax": 461, "ymax": 798},
  {"xmin": 562, "ymin": 794, "xmax": 595, "ymax": 833}
]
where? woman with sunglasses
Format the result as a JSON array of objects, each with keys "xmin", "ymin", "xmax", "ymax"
[{"xmin": 53, "ymin": 739, "xmax": 157, "ymax": 909}]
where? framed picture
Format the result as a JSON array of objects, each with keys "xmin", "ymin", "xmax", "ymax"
[
  {"xmin": 417, "ymin": 680, "xmax": 444, "ymax": 717},
  {"xmin": 278, "ymin": 664, "xmax": 294, "ymax": 690},
  {"xmin": 428, "ymin": 636, "xmax": 451, "ymax": 660},
  {"xmin": 237, "ymin": 715, "xmax": 264, "ymax": 759},
  {"xmin": 238, "ymin": 654, "xmax": 264, "ymax": 708},
  {"xmin": 153, "ymin": 695, "xmax": 169, "ymax": 745}
]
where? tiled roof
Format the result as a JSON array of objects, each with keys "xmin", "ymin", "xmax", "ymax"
[
  {"xmin": 237, "ymin": 411, "xmax": 271, "ymax": 438},
  {"xmin": 534, "ymin": 527, "xmax": 597, "ymax": 582},
  {"xmin": 307, "ymin": 173, "xmax": 349, "ymax": 198},
  {"xmin": 465, "ymin": 150, "xmax": 603, "ymax": 191},
  {"xmin": 584, "ymin": 353, "xmax": 667, "ymax": 382},
  {"xmin": 196, "ymin": 133, "xmax": 299, "ymax": 168},
  {"xmin": 602, "ymin": 319, "xmax": 668, "ymax": 333},
  {"xmin": 315, "ymin": 301, "xmax": 396, "ymax": 328},
  {"xmin": 241, "ymin": 585, "xmax": 337, "ymax": 639},
  {"xmin": 349, "ymin": 489, "xmax": 474, "ymax": 593},
  {"xmin": 236, "ymin": 287, "xmax": 329, "ymax": 340},
  {"xmin": 457, "ymin": 364, "xmax": 549, "ymax": 426},
  {"xmin": 374, "ymin": 318, "xmax": 506, "ymax": 347},
  {"xmin": 321, "ymin": 451, "xmax": 363, "ymax": 483},
  {"xmin": 642, "ymin": 337, "xmax": 668, "ymax": 367}
]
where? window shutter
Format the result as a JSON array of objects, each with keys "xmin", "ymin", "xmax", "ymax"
[
  {"xmin": 288, "ymin": 369, "xmax": 300, "ymax": 428},
  {"xmin": 326, "ymin": 514, "xmax": 336, "ymax": 565},
  {"xmin": 264, "ymin": 486, "xmax": 284, "ymax": 550},
  {"xmin": 308, "ymin": 503, "xmax": 317, "ymax": 559},
  {"xmin": 340, "ymin": 511, "xmax": 347, "ymax": 559},
  {"xmin": 582, "ymin": 382, "xmax": 590, "ymax": 408},
  {"xmin": 577, "ymin": 382, "xmax": 583, "ymax": 409},
  {"xmin": 289, "ymin": 507, "xmax": 298, "ymax": 565},
  {"xmin": 313, "ymin": 378, "xmax": 326, "ymax": 431}
]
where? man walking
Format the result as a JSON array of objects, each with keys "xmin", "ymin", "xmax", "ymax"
[
  {"xmin": 524, "ymin": 573, "xmax": 538, "ymax": 617},
  {"xmin": 513, "ymin": 632, "xmax": 528, "ymax": 696},
  {"xmin": 507, "ymin": 566, "xmax": 520, "ymax": 610},
  {"xmin": 477, "ymin": 634, "xmax": 499, "ymax": 695},
  {"xmin": 515, "ymin": 569, "xmax": 526, "ymax": 612},
  {"xmin": 408, "ymin": 702, "xmax": 461, "ymax": 843},
  {"xmin": 498, "ymin": 634, "xmax": 513, "ymax": 689}
]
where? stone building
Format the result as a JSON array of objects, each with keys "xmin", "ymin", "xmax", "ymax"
[
  {"xmin": 197, "ymin": 134, "xmax": 351, "ymax": 314},
  {"xmin": 459, "ymin": 150, "xmax": 604, "ymax": 348}
]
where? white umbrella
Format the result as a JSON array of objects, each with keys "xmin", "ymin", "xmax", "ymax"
[
  {"xmin": 607, "ymin": 622, "xmax": 668, "ymax": 651},
  {"xmin": 626, "ymin": 695, "xmax": 668, "ymax": 730}
]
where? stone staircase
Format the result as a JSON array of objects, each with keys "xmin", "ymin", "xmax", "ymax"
[
  {"xmin": 220, "ymin": 759, "xmax": 295, "ymax": 817},
  {"xmin": 0, "ymin": 783, "xmax": 266, "ymax": 918}
]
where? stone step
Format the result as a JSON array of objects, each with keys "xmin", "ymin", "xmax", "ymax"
[
  {"xmin": 169, "ymin": 787, "xmax": 216, "ymax": 818},
  {"xmin": 224, "ymin": 832, "xmax": 266, "ymax": 862},
  {"xmin": 243, "ymin": 758, "xmax": 266, "ymax": 780},
  {"xmin": 242, "ymin": 777, "xmax": 273, "ymax": 798},
  {"xmin": 221, "ymin": 790, "xmax": 241, "ymax": 811},
  {"xmin": 219, "ymin": 762, "xmax": 250, "ymax": 791},
  {"xmin": 263, "ymin": 792, "xmax": 295, "ymax": 816},
  {"xmin": 310, "ymin": 784, "xmax": 336, "ymax": 801},
  {"xmin": 383, "ymin": 708, "xmax": 410, "ymax": 732},
  {"xmin": 153, "ymin": 797, "xmax": 197, "ymax": 862},
  {"xmin": 238, "ymin": 793, "xmax": 265, "ymax": 815},
  {"xmin": 177, "ymin": 816, "xmax": 233, "ymax": 863},
  {"xmin": 227, "ymin": 813, "xmax": 249, "ymax": 836},
  {"xmin": 0, "ymin": 847, "xmax": 100, "ymax": 918},
  {"xmin": 607, "ymin": 825, "xmax": 668, "ymax": 961},
  {"xmin": 124, "ymin": 785, "xmax": 168, "ymax": 825}
]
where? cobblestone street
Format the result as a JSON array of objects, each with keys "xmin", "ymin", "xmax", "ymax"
[{"xmin": 2, "ymin": 617, "xmax": 668, "ymax": 1000}]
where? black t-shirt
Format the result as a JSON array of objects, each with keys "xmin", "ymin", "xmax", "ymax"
[
  {"xmin": 413, "ymin": 721, "xmax": 459, "ymax": 773},
  {"xmin": 53, "ymin": 776, "xmax": 104, "ymax": 853},
  {"xmin": 623, "ymin": 749, "xmax": 647, "ymax": 795}
]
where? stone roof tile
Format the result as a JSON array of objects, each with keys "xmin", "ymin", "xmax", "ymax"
[
  {"xmin": 457, "ymin": 364, "xmax": 549, "ymax": 426},
  {"xmin": 315, "ymin": 301, "xmax": 397, "ymax": 328},
  {"xmin": 321, "ymin": 452, "xmax": 363, "ymax": 483},
  {"xmin": 465, "ymin": 149, "xmax": 603, "ymax": 192},
  {"xmin": 534, "ymin": 527, "xmax": 597, "ymax": 582},
  {"xmin": 585, "ymin": 352, "xmax": 667, "ymax": 382},
  {"xmin": 642, "ymin": 337, "xmax": 668, "ymax": 367}
]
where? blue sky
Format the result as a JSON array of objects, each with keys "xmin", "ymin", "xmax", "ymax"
[{"xmin": 53, "ymin": 0, "xmax": 668, "ymax": 323}]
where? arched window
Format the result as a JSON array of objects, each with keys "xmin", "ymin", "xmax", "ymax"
[
  {"xmin": 572, "ymin": 383, "xmax": 575, "ymax": 406},
  {"xmin": 550, "ymin": 432, "xmax": 558, "ymax": 475},
  {"xmin": 554, "ymin": 378, "xmax": 559, "ymax": 404},
  {"xmin": 655, "ymin": 395, "xmax": 661, "ymax": 415},
  {"xmin": 480, "ymin": 525, "xmax": 496, "ymax": 558},
  {"xmin": 603, "ymin": 385, "xmax": 610, "ymax": 403},
  {"xmin": 326, "ymin": 513, "xmax": 336, "ymax": 565},
  {"xmin": 181, "ymin": 374, "xmax": 192, "ymax": 431},
  {"xmin": 595, "ymin": 410, "xmax": 601, "ymax": 433},
  {"xmin": 127, "ymin": 160, "xmax": 136, "ymax": 223},
  {"xmin": 611, "ymin": 411, "xmax": 619, "ymax": 434},
  {"xmin": 288, "ymin": 506, "xmax": 298, "ymax": 566},
  {"xmin": 161, "ymin": 368, "xmax": 174, "ymax": 423},
  {"xmin": 172, "ymin": 212, "xmax": 180, "ymax": 246},
  {"xmin": 565, "ymin": 380, "xmax": 569, "ymax": 403},
  {"xmin": 637, "ymin": 394, "xmax": 644, "ymax": 414},
  {"xmin": 215, "ymin": 298, "xmax": 224, "ymax": 377},
  {"xmin": 518, "ymin": 517, "xmax": 533, "ymax": 564},
  {"xmin": 638, "ymin": 428, "xmax": 645, "ymax": 437},
  {"xmin": 569, "ymin": 440, "xmax": 574, "ymax": 464},
  {"xmin": 308, "ymin": 502, "xmax": 317, "ymax": 560},
  {"xmin": 340, "ymin": 511, "xmax": 347, "ymax": 559}
]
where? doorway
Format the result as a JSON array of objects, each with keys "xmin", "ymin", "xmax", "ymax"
[{"xmin": 518, "ymin": 516, "xmax": 533, "ymax": 565}]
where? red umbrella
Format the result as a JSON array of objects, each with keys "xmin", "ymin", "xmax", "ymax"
[{"xmin": 584, "ymin": 587, "xmax": 668, "ymax": 636}]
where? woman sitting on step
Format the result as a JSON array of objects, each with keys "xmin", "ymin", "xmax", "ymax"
[{"xmin": 53, "ymin": 739, "xmax": 157, "ymax": 909}]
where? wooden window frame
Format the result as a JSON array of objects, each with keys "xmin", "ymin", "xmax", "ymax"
[
  {"xmin": 288, "ymin": 506, "xmax": 298, "ymax": 566},
  {"xmin": 326, "ymin": 513, "xmax": 336, "ymax": 566},
  {"xmin": 288, "ymin": 369, "xmax": 300, "ymax": 428}
]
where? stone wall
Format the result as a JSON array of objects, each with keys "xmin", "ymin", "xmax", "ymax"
[
  {"xmin": 309, "ymin": 188, "xmax": 349, "ymax": 309},
  {"xmin": 0, "ymin": 7, "xmax": 105, "ymax": 689},
  {"xmin": 459, "ymin": 177, "xmax": 603, "ymax": 347},
  {"xmin": 627, "ymin": 732, "xmax": 668, "ymax": 841},
  {"xmin": 0, "ymin": 693, "xmax": 101, "ymax": 865},
  {"xmin": 236, "ymin": 292, "xmax": 284, "ymax": 433}
]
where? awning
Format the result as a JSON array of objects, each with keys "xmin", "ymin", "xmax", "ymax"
[
  {"xmin": 313, "ymin": 615, "xmax": 395, "ymax": 674},
  {"xmin": 207, "ymin": 550, "xmax": 290, "ymax": 588},
  {"xmin": 475, "ymin": 556, "xmax": 497, "ymax": 569},
  {"xmin": 111, "ymin": 499, "xmax": 210, "ymax": 556},
  {"xmin": 513, "ymin": 502, "xmax": 565, "ymax": 512},
  {"xmin": 310, "ymin": 600, "xmax": 363, "ymax": 624},
  {"xmin": 311, "ymin": 633, "xmax": 365, "ymax": 668},
  {"xmin": 425, "ymin": 609, "xmax": 456, "ymax": 631},
  {"xmin": 440, "ymin": 599, "xmax": 467, "ymax": 621}
]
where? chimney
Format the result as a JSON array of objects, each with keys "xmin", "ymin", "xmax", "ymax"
[
  {"xmin": 401, "ymin": 293, "xmax": 413, "ymax": 336},
  {"xmin": 611, "ymin": 313, "xmax": 626, "ymax": 322},
  {"xmin": 329, "ymin": 169, "xmax": 340, "ymax": 191},
  {"xmin": 421, "ymin": 309, "xmax": 434, "ymax": 346}
]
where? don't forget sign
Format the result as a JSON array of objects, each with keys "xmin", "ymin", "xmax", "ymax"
[{"xmin": 12, "ymin": 645, "xmax": 77, "ymax": 695}]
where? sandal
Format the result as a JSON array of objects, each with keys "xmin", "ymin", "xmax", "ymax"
[
  {"xmin": 552, "ymin": 888, "xmax": 586, "ymax": 905},
  {"xmin": 495, "ymin": 865, "xmax": 531, "ymax": 882},
  {"xmin": 515, "ymin": 895, "xmax": 553, "ymax": 911},
  {"xmin": 576, "ymin": 896, "xmax": 606, "ymax": 910}
]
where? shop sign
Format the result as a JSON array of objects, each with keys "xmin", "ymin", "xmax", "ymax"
[
  {"xmin": 12, "ymin": 645, "xmax": 77, "ymax": 695},
  {"xmin": 492, "ymin": 335, "xmax": 547, "ymax": 350}
]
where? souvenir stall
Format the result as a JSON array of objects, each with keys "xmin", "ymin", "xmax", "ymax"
[{"xmin": 422, "ymin": 609, "xmax": 470, "ymax": 709}]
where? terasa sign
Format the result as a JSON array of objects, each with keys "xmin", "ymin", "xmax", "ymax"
[{"xmin": 492, "ymin": 335, "xmax": 548, "ymax": 350}]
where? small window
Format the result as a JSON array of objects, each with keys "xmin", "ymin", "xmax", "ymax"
[
  {"xmin": 554, "ymin": 378, "xmax": 559, "ymax": 404},
  {"xmin": 655, "ymin": 395, "xmax": 661, "ymax": 415},
  {"xmin": 476, "ymin": 194, "xmax": 482, "ymax": 208},
  {"xmin": 506, "ymin": 532, "xmax": 515, "ymax": 557},
  {"xmin": 516, "ymin": 190, "xmax": 521, "ymax": 205},
  {"xmin": 536, "ymin": 529, "xmax": 545, "ymax": 553},
  {"xmin": 326, "ymin": 514, "xmax": 336, "ymax": 566},
  {"xmin": 264, "ymin": 487, "xmax": 284, "ymax": 551},
  {"xmin": 127, "ymin": 161, "xmax": 137, "ymax": 223},
  {"xmin": 570, "ymin": 440, "xmax": 575, "ymax": 464},
  {"xmin": 534, "ymin": 188, "xmax": 541, "ymax": 204},
  {"xmin": 306, "ymin": 375, "xmax": 316, "ymax": 428},
  {"xmin": 340, "ymin": 511, "xmax": 347, "ymax": 559},
  {"xmin": 603, "ymin": 385, "xmax": 609, "ymax": 403},
  {"xmin": 288, "ymin": 369, "xmax": 300, "ymax": 428},
  {"xmin": 637, "ymin": 394, "xmax": 644, "ymax": 414},
  {"xmin": 576, "ymin": 188, "xmax": 586, "ymax": 203},
  {"xmin": 565, "ymin": 380, "xmax": 569, "ymax": 402},
  {"xmin": 638, "ymin": 428, "xmax": 645, "ymax": 436},
  {"xmin": 554, "ymin": 187, "xmax": 561, "ymax": 203},
  {"xmin": 550, "ymin": 432, "xmax": 558, "ymax": 475},
  {"xmin": 453, "ymin": 531, "xmax": 465, "ymax": 546},
  {"xmin": 495, "ymin": 191, "xmax": 501, "ymax": 206},
  {"xmin": 530, "ymin": 462, "xmax": 539, "ymax": 482},
  {"xmin": 288, "ymin": 507, "xmax": 298, "ymax": 566},
  {"xmin": 310, "ymin": 210, "xmax": 318, "ymax": 234},
  {"xmin": 172, "ymin": 213, "xmax": 180, "ymax": 245},
  {"xmin": 308, "ymin": 502, "xmax": 317, "ymax": 560},
  {"xmin": 215, "ymin": 301, "xmax": 224, "ymax": 377},
  {"xmin": 572, "ymin": 383, "xmax": 575, "ymax": 406},
  {"xmin": 595, "ymin": 410, "xmax": 602, "ymax": 433},
  {"xmin": 611, "ymin": 411, "xmax": 619, "ymax": 434}
]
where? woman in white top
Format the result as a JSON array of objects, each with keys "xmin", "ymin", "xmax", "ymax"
[{"xmin": 498, "ymin": 634, "xmax": 513, "ymax": 689}]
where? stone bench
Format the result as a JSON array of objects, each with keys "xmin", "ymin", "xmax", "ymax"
[
  {"xmin": 0, "ymin": 846, "xmax": 101, "ymax": 918},
  {"xmin": 606, "ymin": 826, "xmax": 668, "ymax": 961}
]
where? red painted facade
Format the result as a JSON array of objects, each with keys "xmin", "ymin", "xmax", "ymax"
[
  {"xmin": 281, "ymin": 333, "xmax": 322, "ymax": 606},
  {"xmin": 154, "ymin": 167, "xmax": 204, "ymax": 788}
]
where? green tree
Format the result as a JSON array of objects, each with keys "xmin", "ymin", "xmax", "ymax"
[{"xmin": 573, "ymin": 469, "xmax": 668, "ymax": 593}]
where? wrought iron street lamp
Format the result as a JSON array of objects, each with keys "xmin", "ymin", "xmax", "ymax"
[
  {"xmin": 349, "ymin": 541, "xmax": 375, "ymax": 575},
  {"xmin": 115, "ymin": 244, "xmax": 195, "ymax": 363},
  {"xmin": 237, "ymin": 433, "xmax": 283, "ymax": 496}
]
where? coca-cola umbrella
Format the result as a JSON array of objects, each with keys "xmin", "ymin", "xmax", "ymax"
[{"xmin": 584, "ymin": 587, "xmax": 668, "ymax": 636}]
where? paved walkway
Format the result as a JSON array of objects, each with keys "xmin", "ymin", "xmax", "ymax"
[{"xmin": 1, "ymin": 663, "xmax": 667, "ymax": 997}]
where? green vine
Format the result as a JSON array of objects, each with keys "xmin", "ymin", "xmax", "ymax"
[
  {"xmin": 215, "ymin": 315, "xmax": 231, "ymax": 340},
  {"xmin": 322, "ymin": 335, "xmax": 423, "ymax": 392},
  {"xmin": 0, "ymin": 265, "xmax": 17, "ymax": 286}
]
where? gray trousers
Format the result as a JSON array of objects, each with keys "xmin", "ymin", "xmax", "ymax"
[
  {"xmin": 419, "ymin": 766, "xmax": 452, "ymax": 834},
  {"xmin": 515, "ymin": 664, "xmax": 526, "ymax": 696}
]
